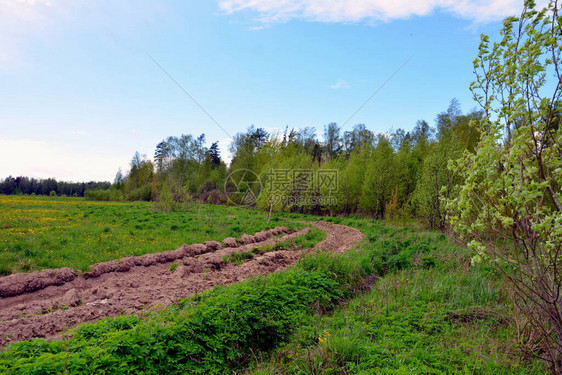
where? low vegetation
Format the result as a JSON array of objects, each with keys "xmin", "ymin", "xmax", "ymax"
[
  {"xmin": 223, "ymin": 228, "xmax": 326, "ymax": 264},
  {"xmin": 249, "ymin": 220, "xmax": 544, "ymax": 374},
  {"xmin": 0, "ymin": 218, "xmax": 544, "ymax": 374}
]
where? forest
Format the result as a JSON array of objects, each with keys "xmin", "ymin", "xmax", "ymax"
[
  {"xmin": 0, "ymin": 177, "xmax": 110, "ymax": 198},
  {"xmin": 80, "ymin": 98, "xmax": 477, "ymax": 231}
]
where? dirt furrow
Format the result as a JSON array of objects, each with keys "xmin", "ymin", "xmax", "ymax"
[{"xmin": 0, "ymin": 221, "xmax": 364, "ymax": 347}]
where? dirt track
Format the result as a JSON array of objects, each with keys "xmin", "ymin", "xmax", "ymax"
[{"xmin": 0, "ymin": 221, "xmax": 364, "ymax": 347}]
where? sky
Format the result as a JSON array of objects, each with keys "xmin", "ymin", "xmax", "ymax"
[{"xmin": 0, "ymin": 0, "xmax": 534, "ymax": 182}]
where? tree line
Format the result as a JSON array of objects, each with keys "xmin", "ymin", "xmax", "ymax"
[
  {"xmin": 105, "ymin": 134, "xmax": 227, "ymax": 209},
  {"xmin": 225, "ymin": 98, "xmax": 481, "ymax": 230},
  {"xmin": 0, "ymin": 176, "xmax": 110, "ymax": 197},
  {"xmin": 88, "ymin": 97, "xmax": 480, "ymax": 231}
]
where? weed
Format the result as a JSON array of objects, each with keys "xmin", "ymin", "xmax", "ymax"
[
  {"xmin": 224, "ymin": 251, "xmax": 254, "ymax": 264},
  {"xmin": 0, "ymin": 264, "xmax": 11, "ymax": 276},
  {"xmin": 252, "ymin": 244, "xmax": 273, "ymax": 255},
  {"xmin": 294, "ymin": 227, "xmax": 326, "ymax": 249}
]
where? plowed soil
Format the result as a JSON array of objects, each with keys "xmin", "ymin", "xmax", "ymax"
[{"xmin": 0, "ymin": 221, "xmax": 364, "ymax": 347}]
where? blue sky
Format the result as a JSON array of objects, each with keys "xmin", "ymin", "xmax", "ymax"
[{"xmin": 0, "ymin": 0, "xmax": 530, "ymax": 181}]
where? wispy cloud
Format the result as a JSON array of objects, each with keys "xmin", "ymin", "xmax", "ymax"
[
  {"xmin": 0, "ymin": 0, "xmax": 55, "ymax": 65},
  {"xmin": 330, "ymin": 79, "xmax": 350, "ymax": 89},
  {"xmin": 218, "ymin": 0, "xmax": 541, "ymax": 25},
  {"xmin": 0, "ymin": 0, "xmax": 165, "ymax": 67}
]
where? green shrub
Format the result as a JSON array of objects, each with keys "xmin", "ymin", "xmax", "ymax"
[
  {"xmin": 125, "ymin": 184, "xmax": 152, "ymax": 202},
  {"xmin": 153, "ymin": 181, "xmax": 191, "ymax": 212},
  {"xmin": 84, "ymin": 189, "xmax": 123, "ymax": 202}
]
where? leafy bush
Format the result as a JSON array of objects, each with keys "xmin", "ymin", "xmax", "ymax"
[
  {"xmin": 84, "ymin": 189, "xmax": 123, "ymax": 201},
  {"xmin": 153, "ymin": 181, "xmax": 191, "ymax": 212},
  {"xmin": 125, "ymin": 184, "xmax": 152, "ymax": 202}
]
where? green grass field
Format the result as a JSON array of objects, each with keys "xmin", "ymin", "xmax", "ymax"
[
  {"xmin": 0, "ymin": 216, "xmax": 545, "ymax": 374},
  {"xmin": 0, "ymin": 195, "xmax": 301, "ymax": 275},
  {"xmin": 0, "ymin": 195, "xmax": 546, "ymax": 373}
]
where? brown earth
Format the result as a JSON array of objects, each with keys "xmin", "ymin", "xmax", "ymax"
[{"xmin": 0, "ymin": 221, "xmax": 364, "ymax": 347}]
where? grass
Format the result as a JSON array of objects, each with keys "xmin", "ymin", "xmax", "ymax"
[
  {"xmin": 271, "ymin": 227, "xmax": 327, "ymax": 252},
  {"xmin": 223, "ymin": 251, "xmax": 255, "ymax": 265},
  {"xmin": 246, "ymin": 219, "xmax": 546, "ymax": 374},
  {"xmin": 223, "ymin": 228, "xmax": 327, "ymax": 264},
  {"xmin": 0, "ymin": 195, "xmax": 303, "ymax": 274},
  {"xmin": 294, "ymin": 227, "xmax": 327, "ymax": 249},
  {"xmin": 0, "ymin": 216, "xmax": 546, "ymax": 374}
]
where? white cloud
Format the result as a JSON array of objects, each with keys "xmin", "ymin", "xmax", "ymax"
[
  {"xmin": 0, "ymin": 0, "xmax": 165, "ymax": 67},
  {"xmin": 0, "ymin": 139, "xmax": 129, "ymax": 182},
  {"xmin": 0, "ymin": 0, "xmax": 55, "ymax": 65},
  {"xmin": 218, "ymin": 0, "xmax": 539, "ymax": 24},
  {"xmin": 330, "ymin": 79, "xmax": 350, "ymax": 89}
]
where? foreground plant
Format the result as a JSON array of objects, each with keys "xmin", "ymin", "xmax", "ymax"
[{"xmin": 448, "ymin": 0, "xmax": 562, "ymax": 370}]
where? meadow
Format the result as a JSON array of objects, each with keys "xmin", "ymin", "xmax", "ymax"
[
  {"xmin": 0, "ymin": 195, "xmax": 300, "ymax": 275},
  {"xmin": 0, "ymin": 215, "xmax": 545, "ymax": 374},
  {"xmin": 0, "ymin": 195, "xmax": 548, "ymax": 373}
]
